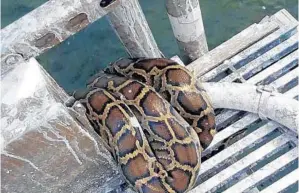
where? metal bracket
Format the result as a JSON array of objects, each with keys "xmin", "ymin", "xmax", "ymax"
[
  {"xmin": 64, "ymin": 96, "xmax": 76, "ymax": 107},
  {"xmin": 64, "ymin": 96, "xmax": 91, "ymax": 129},
  {"xmin": 256, "ymin": 85, "xmax": 277, "ymax": 120}
]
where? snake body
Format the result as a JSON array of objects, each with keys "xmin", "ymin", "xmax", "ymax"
[
  {"xmin": 73, "ymin": 88, "xmax": 173, "ymax": 192},
  {"xmin": 105, "ymin": 58, "xmax": 216, "ymax": 149},
  {"xmin": 71, "ymin": 58, "xmax": 216, "ymax": 193}
]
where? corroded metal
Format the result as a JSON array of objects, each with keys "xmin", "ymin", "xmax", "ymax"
[
  {"xmin": 165, "ymin": 0, "xmax": 208, "ymax": 63},
  {"xmin": 106, "ymin": 0, "xmax": 161, "ymax": 58},
  {"xmin": 188, "ymin": 9, "xmax": 298, "ymax": 193},
  {"xmin": 1, "ymin": 0, "xmax": 120, "ymax": 77},
  {"xmin": 1, "ymin": 58, "xmax": 126, "ymax": 193},
  {"xmin": 66, "ymin": 13, "xmax": 89, "ymax": 32},
  {"xmin": 34, "ymin": 32, "xmax": 60, "ymax": 48}
]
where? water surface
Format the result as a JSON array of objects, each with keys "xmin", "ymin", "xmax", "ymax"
[{"xmin": 1, "ymin": 0, "xmax": 298, "ymax": 92}]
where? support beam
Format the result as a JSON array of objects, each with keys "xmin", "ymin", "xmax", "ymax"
[
  {"xmin": 1, "ymin": 0, "xmax": 120, "ymax": 77},
  {"xmin": 106, "ymin": 0, "xmax": 161, "ymax": 58},
  {"xmin": 166, "ymin": 0, "xmax": 208, "ymax": 64},
  {"xmin": 1, "ymin": 58, "xmax": 125, "ymax": 193},
  {"xmin": 202, "ymin": 82, "xmax": 299, "ymax": 131}
]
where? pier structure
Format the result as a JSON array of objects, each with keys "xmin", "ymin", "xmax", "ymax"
[{"xmin": 1, "ymin": 0, "xmax": 298, "ymax": 192}]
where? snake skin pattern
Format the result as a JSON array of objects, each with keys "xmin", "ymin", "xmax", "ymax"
[
  {"xmin": 71, "ymin": 58, "xmax": 216, "ymax": 193},
  {"xmin": 105, "ymin": 58, "xmax": 216, "ymax": 149}
]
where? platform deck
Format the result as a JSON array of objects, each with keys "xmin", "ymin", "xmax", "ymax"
[{"xmin": 187, "ymin": 9, "xmax": 298, "ymax": 193}]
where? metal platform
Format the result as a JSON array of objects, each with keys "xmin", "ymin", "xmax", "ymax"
[
  {"xmin": 1, "ymin": 7, "xmax": 298, "ymax": 193},
  {"xmin": 186, "ymin": 9, "xmax": 298, "ymax": 193}
]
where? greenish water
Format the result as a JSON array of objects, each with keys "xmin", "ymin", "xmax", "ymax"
[{"xmin": 1, "ymin": 0, "xmax": 298, "ymax": 92}]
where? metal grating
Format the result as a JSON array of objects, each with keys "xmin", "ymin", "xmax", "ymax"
[{"xmin": 190, "ymin": 10, "xmax": 298, "ymax": 193}]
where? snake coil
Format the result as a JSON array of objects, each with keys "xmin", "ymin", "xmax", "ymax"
[{"xmin": 71, "ymin": 58, "xmax": 216, "ymax": 193}]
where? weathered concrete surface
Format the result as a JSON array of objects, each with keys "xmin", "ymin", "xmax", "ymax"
[
  {"xmin": 107, "ymin": 0, "xmax": 161, "ymax": 58},
  {"xmin": 1, "ymin": 0, "xmax": 120, "ymax": 78},
  {"xmin": 1, "ymin": 58, "xmax": 125, "ymax": 193},
  {"xmin": 166, "ymin": 0, "xmax": 208, "ymax": 63}
]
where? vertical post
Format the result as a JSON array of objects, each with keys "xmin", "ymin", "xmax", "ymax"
[
  {"xmin": 106, "ymin": 0, "xmax": 161, "ymax": 58},
  {"xmin": 166, "ymin": 0, "xmax": 208, "ymax": 64}
]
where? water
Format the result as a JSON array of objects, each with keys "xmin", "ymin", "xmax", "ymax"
[{"xmin": 1, "ymin": 0, "xmax": 298, "ymax": 92}]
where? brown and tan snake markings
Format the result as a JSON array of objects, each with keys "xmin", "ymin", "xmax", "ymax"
[
  {"xmin": 87, "ymin": 73, "xmax": 202, "ymax": 192},
  {"xmin": 73, "ymin": 88, "xmax": 172, "ymax": 192},
  {"xmin": 105, "ymin": 58, "xmax": 216, "ymax": 149},
  {"xmin": 71, "ymin": 58, "xmax": 216, "ymax": 193}
]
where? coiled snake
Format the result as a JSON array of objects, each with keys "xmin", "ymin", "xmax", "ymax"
[{"xmin": 70, "ymin": 58, "xmax": 216, "ymax": 193}]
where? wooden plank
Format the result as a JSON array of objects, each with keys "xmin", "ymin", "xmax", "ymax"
[
  {"xmin": 223, "ymin": 148, "xmax": 298, "ymax": 193},
  {"xmin": 260, "ymin": 169, "xmax": 298, "ymax": 193},
  {"xmin": 187, "ymin": 20, "xmax": 279, "ymax": 77},
  {"xmin": 191, "ymin": 134, "xmax": 291, "ymax": 193},
  {"xmin": 196, "ymin": 11, "xmax": 298, "ymax": 141},
  {"xmin": 1, "ymin": 0, "xmax": 120, "ymax": 77}
]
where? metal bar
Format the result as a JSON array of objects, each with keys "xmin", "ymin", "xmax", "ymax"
[
  {"xmin": 284, "ymin": 86, "xmax": 299, "ymax": 98},
  {"xmin": 199, "ymin": 26, "xmax": 298, "ymax": 82},
  {"xmin": 203, "ymin": 113, "xmax": 259, "ymax": 157},
  {"xmin": 246, "ymin": 50, "xmax": 298, "ymax": 84},
  {"xmin": 223, "ymin": 148, "xmax": 298, "ymax": 193},
  {"xmin": 200, "ymin": 121, "xmax": 279, "ymax": 176},
  {"xmin": 189, "ymin": 9, "xmax": 298, "ymax": 193},
  {"xmin": 165, "ymin": 0, "xmax": 208, "ymax": 63},
  {"xmin": 270, "ymin": 67, "xmax": 298, "ymax": 88},
  {"xmin": 106, "ymin": 0, "xmax": 161, "ymax": 58},
  {"xmin": 187, "ymin": 21, "xmax": 279, "ymax": 77},
  {"xmin": 222, "ymin": 34, "xmax": 298, "ymax": 82},
  {"xmin": 261, "ymin": 168, "xmax": 298, "ymax": 193},
  {"xmin": 271, "ymin": 9, "xmax": 299, "ymax": 28},
  {"xmin": 191, "ymin": 133, "xmax": 291, "ymax": 193},
  {"xmin": 1, "ymin": 0, "xmax": 120, "ymax": 77},
  {"xmin": 215, "ymin": 110, "xmax": 240, "ymax": 126}
]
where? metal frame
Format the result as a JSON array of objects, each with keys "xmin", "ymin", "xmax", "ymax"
[{"xmin": 189, "ymin": 9, "xmax": 298, "ymax": 193}]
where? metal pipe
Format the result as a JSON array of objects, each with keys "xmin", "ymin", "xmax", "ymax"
[
  {"xmin": 202, "ymin": 82, "xmax": 299, "ymax": 132},
  {"xmin": 106, "ymin": 0, "xmax": 161, "ymax": 58},
  {"xmin": 166, "ymin": 0, "xmax": 208, "ymax": 63}
]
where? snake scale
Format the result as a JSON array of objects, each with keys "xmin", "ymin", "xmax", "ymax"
[{"xmin": 71, "ymin": 58, "xmax": 216, "ymax": 193}]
